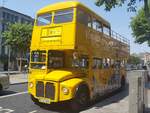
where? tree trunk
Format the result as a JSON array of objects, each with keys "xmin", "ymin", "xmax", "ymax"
[
  {"xmin": 19, "ymin": 58, "xmax": 22, "ymax": 72},
  {"xmin": 18, "ymin": 51, "xmax": 23, "ymax": 72},
  {"xmin": 144, "ymin": 0, "xmax": 150, "ymax": 22}
]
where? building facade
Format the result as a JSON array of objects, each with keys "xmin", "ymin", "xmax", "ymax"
[
  {"xmin": 0, "ymin": 7, "xmax": 34, "ymax": 70},
  {"xmin": 139, "ymin": 52, "xmax": 150, "ymax": 65}
]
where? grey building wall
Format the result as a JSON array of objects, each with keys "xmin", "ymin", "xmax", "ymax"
[{"xmin": 0, "ymin": 7, "xmax": 34, "ymax": 70}]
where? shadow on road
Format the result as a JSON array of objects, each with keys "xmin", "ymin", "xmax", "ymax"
[
  {"xmin": 38, "ymin": 87, "xmax": 128, "ymax": 113},
  {"xmin": 0, "ymin": 90, "xmax": 17, "ymax": 96},
  {"xmin": 92, "ymin": 87, "xmax": 128, "ymax": 109}
]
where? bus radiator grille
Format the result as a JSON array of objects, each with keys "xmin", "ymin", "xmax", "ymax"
[
  {"xmin": 36, "ymin": 81, "xmax": 44, "ymax": 97},
  {"xmin": 45, "ymin": 82, "xmax": 55, "ymax": 100}
]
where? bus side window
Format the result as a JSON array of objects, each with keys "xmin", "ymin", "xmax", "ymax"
[
  {"xmin": 111, "ymin": 59, "xmax": 115, "ymax": 68},
  {"xmin": 97, "ymin": 58, "xmax": 103, "ymax": 69},
  {"xmin": 88, "ymin": 15, "xmax": 92, "ymax": 28},
  {"xmin": 80, "ymin": 56, "xmax": 89, "ymax": 68},
  {"xmin": 92, "ymin": 58, "xmax": 97, "ymax": 69},
  {"xmin": 103, "ymin": 25, "xmax": 110, "ymax": 36},
  {"xmin": 77, "ymin": 9, "xmax": 92, "ymax": 28},
  {"xmin": 92, "ymin": 19, "xmax": 102, "ymax": 32},
  {"xmin": 96, "ymin": 21, "xmax": 103, "ymax": 32},
  {"xmin": 103, "ymin": 58, "xmax": 110, "ymax": 69},
  {"xmin": 93, "ymin": 18, "xmax": 97, "ymax": 30}
]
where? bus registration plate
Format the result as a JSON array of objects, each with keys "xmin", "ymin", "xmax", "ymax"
[{"xmin": 39, "ymin": 98, "xmax": 51, "ymax": 104}]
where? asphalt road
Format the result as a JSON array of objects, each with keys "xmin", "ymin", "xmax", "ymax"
[
  {"xmin": 0, "ymin": 83, "xmax": 73, "ymax": 113},
  {"xmin": 0, "ymin": 83, "xmax": 123, "ymax": 113},
  {"xmin": 1, "ymin": 83, "xmax": 148, "ymax": 113}
]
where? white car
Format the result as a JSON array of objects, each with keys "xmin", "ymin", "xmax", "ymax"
[{"xmin": 0, "ymin": 74, "xmax": 9, "ymax": 91}]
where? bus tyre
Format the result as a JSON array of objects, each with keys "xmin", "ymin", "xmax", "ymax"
[
  {"xmin": 121, "ymin": 76, "xmax": 126, "ymax": 89},
  {"xmin": 70, "ymin": 86, "xmax": 90, "ymax": 111}
]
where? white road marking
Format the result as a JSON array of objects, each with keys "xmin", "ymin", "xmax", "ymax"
[
  {"xmin": 0, "ymin": 91, "xmax": 28, "ymax": 99},
  {"xmin": 28, "ymin": 110, "xmax": 37, "ymax": 113},
  {"xmin": 0, "ymin": 106, "xmax": 14, "ymax": 113}
]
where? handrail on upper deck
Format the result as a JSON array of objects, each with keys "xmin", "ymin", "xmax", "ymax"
[{"xmin": 111, "ymin": 30, "xmax": 130, "ymax": 46}]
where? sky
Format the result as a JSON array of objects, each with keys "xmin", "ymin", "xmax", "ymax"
[{"xmin": 1, "ymin": 0, "xmax": 150, "ymax": 54}]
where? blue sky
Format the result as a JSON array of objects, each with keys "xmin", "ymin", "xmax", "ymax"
[{"xmin": 1, "ymin": 0, "xmax": 150, "ymax": 54}]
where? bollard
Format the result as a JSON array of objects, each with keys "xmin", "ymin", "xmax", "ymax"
[{"xmin": 128, "ymin": 70, "xmax": 148, "ymax": 113}]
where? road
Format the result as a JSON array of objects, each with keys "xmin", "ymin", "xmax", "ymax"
[
  {"xmin": 0, "ymin": 83, "xmax": 62, "ymax": 113},
  {"xmin": 0, "ymin": 83, "xmax": 149, "ymax": 113}
]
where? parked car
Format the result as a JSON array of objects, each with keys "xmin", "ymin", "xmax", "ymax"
[{"xmin": 0, "ymin": 74, "xmax": 9, "ymax": 91}]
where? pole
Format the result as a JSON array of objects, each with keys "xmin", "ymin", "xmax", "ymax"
[{"xmin": 8, "ymin": 45, "xmax": 10, "ymax": 76}]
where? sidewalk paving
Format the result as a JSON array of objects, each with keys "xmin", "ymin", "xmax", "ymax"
[
  {"xmin": 82, "ymin": 87, "xmax": 150, "ymax": 113},
  {"xmin": 9, "ymin": 73, "xmax": 28, "ymax": 85}
]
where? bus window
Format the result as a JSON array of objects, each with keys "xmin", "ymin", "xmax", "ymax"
[
  {"xmin": 48, "ymin": 51, "xmax": 64, "ymax": 68},
  {"xmin": 96, "ymin": 21, "xmax": 102, "ymax": 32},
  {"xmin": 77, "ymin": 9, "xmax": 92, "ymax": 27},
  {"xmin": 31, "ymin": 51, "xmax": 46, "ymax": 69},
  {"xmin": 93, "ymin": 19, "xmax": 97, "ymax": 30},
  {"xmin": 80, "ymin": 56, "xmax": 89, "ymax": 68},
  {"xmin": 37, "ymin": 14, "xmax": 52, "ymax": 26},
  {"xmin": 72, "ymin": 55, "xmax": 89, "ymax": 68},
  {"xmin": 54, "ymin": 9, "xmax": 73, "ymax": 24},
  {"xmin": 97, "ymin": 58, "xmax": 103, "ymax": 69},
  {"xmin": 93, "ymin": 19, "xmax": 102, "ymax": 32},
  {"xmin": 31, "ymin": 51, "xmax": 46, "ymax": 62},
  {"xmin": 93, "ymin": 58, "xmax": 97, "ymax": 69},
  {"xmin": 103, "ymin": 26, "xmax": 110, "ymax": 36},
  {"xmin": 88, "ymin": 16, "xmax": 92, "ymax": 28},
  {"xmin": 93, "ymin": 58, "xmax": 102, "ymax": 69}
]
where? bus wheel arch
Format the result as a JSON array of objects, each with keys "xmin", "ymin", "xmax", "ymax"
[{"xmin": 70, "ymin": 83, "xmax": 90, "ymax": 111}]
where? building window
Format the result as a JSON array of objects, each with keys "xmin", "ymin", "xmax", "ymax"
[
  {"xmin": 2, "ymin": 12, "xmax": 6, "ymax": 19},
  {"xmin": 2, "ymin": 24, "xmax": 7, "ymax": 32},
  {"xmin": 6, "ymin": 13, "xmax": 10, "ymax": 20},
  {"xmin": 15, "ymin": 16, "xmax": 18, "ymax": 22}
]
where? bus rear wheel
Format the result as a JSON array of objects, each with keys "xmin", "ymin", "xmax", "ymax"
[{"xmin": 70, "ymin": 86, "xmax": 90, "ymax": 111}]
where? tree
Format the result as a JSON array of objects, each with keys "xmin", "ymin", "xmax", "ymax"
[
  {"xmin": 95, "ymin": 0, "xmax": 150, "ymax": 20},
  {"xmin": 130, "ymin": 8, "xmax": 150, "ymax": 46},
  {"xmin": 127, "ymin": 55, "xmax": 141, "ymax": 65},
  {"xmin": 2, "ymin": 23, "xmax": 33, "ymax": 71}
]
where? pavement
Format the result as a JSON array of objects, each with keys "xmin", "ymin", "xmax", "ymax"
[
  {"xmin": 0, "ymin": 71, "xmax": 28, "ymax": 85},
  {"xmin": 9, "ymin": 73, "xmax": 28, "ymax": 84}
]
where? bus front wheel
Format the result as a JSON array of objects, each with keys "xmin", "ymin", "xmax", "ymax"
[{"xmin": 70, "ymin": 85, "xmax": 90, "ymax": 111}]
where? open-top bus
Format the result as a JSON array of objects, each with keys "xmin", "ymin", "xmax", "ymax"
[{"xmin": 28, "ymin": 1, "xmax": 130, "ymax": 110}]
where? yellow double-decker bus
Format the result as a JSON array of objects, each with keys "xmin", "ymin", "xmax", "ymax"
[{"xmin": 28, "ymin": 1, "xmax": 129, "ymax": 110}]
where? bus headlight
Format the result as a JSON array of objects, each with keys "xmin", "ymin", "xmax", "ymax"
[
  {"xmin": 29, "ymin": 82, "xmax": 34, "ymax": 88},
  {"xmin": 62, "ymin": 87, "xmax": 69, "ymax": 95}
]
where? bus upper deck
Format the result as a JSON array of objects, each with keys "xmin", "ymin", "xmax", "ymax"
[{"xmin": 31, "ymin": 1, "xmax": 129, "ymax": 57}]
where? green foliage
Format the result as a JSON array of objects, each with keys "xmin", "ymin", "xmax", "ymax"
[
  {"xmin": 127, "ymin": 55, "xmax": 141, "ymax": 65},
  {"xmin": 130, "ymin": 8, "xmax": 150, "ymax": 46},
  {"xmin": 2, "ymin": 23, "xmax": 33, "ymax": 53},
  {"xmin": 95, "ymin": 0, "xmax": 150, "ymax": 19}
]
